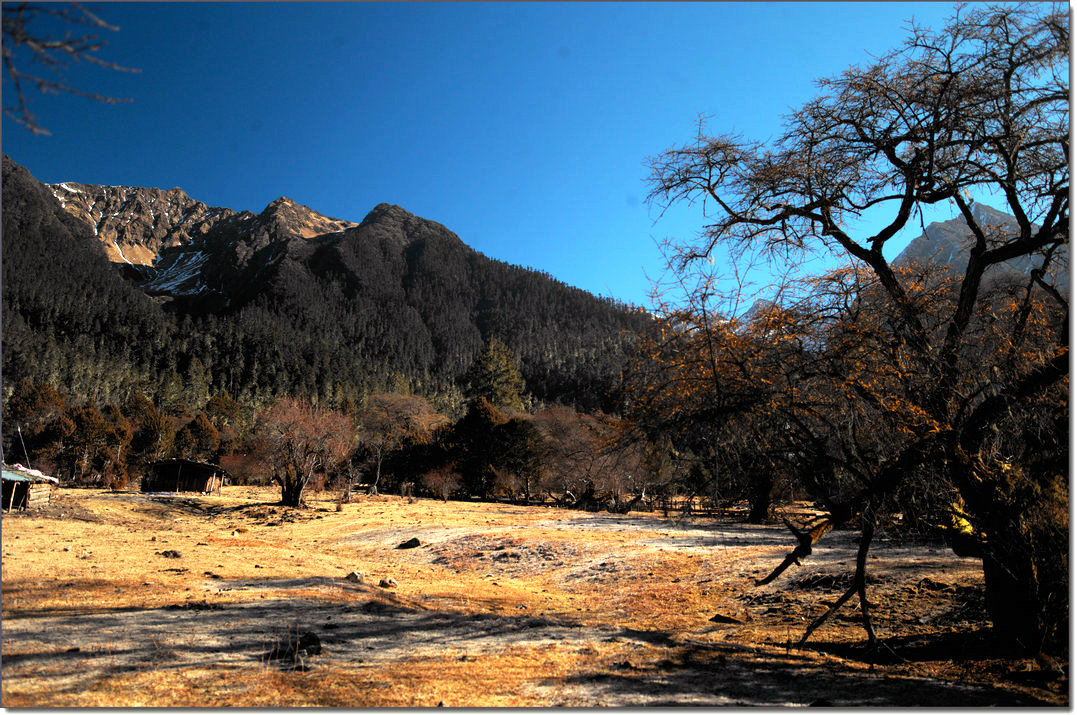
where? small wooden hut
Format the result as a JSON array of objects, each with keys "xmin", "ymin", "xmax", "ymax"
[
  {"xmin": 142, "ymin": 459, "xmax": 226, "ymax": 495},
  {"xmin": 2, "ymin": 464, "xmax": 58, "ymax": 511}
]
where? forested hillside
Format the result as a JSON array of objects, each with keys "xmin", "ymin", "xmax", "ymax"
[
  {"xmin": 2, "ymin": 156, "xmax": 175, "ymax": 405},
  {"xmin": 2, "ymin": 155, "xmax": 651, "ymax": 416}
]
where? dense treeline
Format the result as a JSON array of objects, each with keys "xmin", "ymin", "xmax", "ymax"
[
  {"xmin": 1, "ymin": 367, "xmax": 655, "ymax": 518},
  {"xmin": 1, "ymin": 156, "xmax": 650, "ymax": 420}
]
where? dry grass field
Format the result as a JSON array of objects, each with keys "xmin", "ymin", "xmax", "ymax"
[{"xmin": 1, "ymin": 487, "xmax": 1066, "ymax": 706}]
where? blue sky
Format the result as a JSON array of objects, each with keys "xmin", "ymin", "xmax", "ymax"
[{"xmin": 3, "ymin": 2, "xmax": 966, "ymax": 308}]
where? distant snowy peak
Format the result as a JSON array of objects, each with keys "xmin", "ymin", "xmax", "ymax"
[
  {"xmin": 47, "ymin": 181, "xmax": 238, "ymax": 266},
  {"xmin": 894, "ymin": 202, "xmax": 1068, "ymax": 293}
]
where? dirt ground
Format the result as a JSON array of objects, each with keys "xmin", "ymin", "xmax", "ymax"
[{"xmin": 0, "ymin": 487, "xmax": 1067, "ymax": 706}]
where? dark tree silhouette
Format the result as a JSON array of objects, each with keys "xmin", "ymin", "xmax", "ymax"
[
  {"xmin": 462, "ymin": 337, "xmax": 528, "ymax": 412},
  {"xmin": 2, "ymin": 2, "xmax": 138, "ymax": 135},
  {"xmin": 647, "ymin": 4, "xmax": 1068, "ymax": 653}
]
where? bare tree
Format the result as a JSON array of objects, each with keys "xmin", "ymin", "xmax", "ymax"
[
  {"xmin": 2, "ymin": 2, "xmax": 138, "ymax": 135},
  {"xmin": 354, "ymin": 393, "xmax": 447, "ymax": 496},
  {"xmin": 647, "ymin": 4, "xmax": 1068, "ymax": 653},
  {"xmin": 255, "ymin": 397, "xmax": 354, "ymax": 507},
  {"xmin": 532, "ymin": 406, "xmax": 647, "ymax": 509},
  {"xmin": 422, "ymin": 462, "xmax": 460, "ymax": 502}
]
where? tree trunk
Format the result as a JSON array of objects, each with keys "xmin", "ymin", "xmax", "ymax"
[
  {"xmin": 280, "ymin": 477, "xmax": 307, "ymax": 507},
  {"xmin": 948, "ymin": 451, "xmax": 1069, "ymax": 655},
  {"xmin": 979, "ymin": 522, "xmax": 1068, "ymax": 655},
  {"xmin": 372, "ymin": 451, "xmax": 383, "ymax": 495},
  {"xmin": 748, "ymin": 472, "xmax": 774, "ymax": 524}
]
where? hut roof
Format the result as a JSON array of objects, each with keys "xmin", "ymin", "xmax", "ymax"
[
  {"xmin": 150, "ymin": 458, "xmax": 226, "ymax": 473},
  {"xmin": 2, "ymin": 464, "xmax": 59, "ymax": 484}
]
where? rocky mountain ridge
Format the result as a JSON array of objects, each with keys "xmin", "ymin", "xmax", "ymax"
[
  {"xmin": 894, "ymin": 202, "xmax": 1069, "ymax": 293},
  {"xmin": 47, "ymin": 180, "xmax": 357, "ymax": 269},
  {"xmin": 127, "ymin": 197, "xmax": 470, "ymax": 312},
  {"xmin": 47, "ymin": 182, "xmax": 242, "ymax": 265},
  {"xmin": 46, "ymin": 179, "xmax": 375, "ymax": 309}
]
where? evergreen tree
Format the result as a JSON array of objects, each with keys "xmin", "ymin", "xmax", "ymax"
[
  {"xmin": 462, "ymin": 338, "xmax": 527, "ymax": 412},
  {"xmin": 174, "ymin": 413, "xmax": 220, "ymax": 461},
  {"xmin": 205, "ymin": 390, "xmax": 243, "ymax": 429},
  {"xmin": 493, "ymin": 416, "xmax": 543, "ymax": 502},
  {"xmin": 448, "ymin": 397, "xmax": 507, "ymax": 498},
  {"xmin": 128, "ymin": 396, "xmax": 175, "ymax": 465}
]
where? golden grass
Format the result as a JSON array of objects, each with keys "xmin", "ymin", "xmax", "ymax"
[
  {"xmin": 8, "ymin": 644, "xmax": 619, "ymax": 707},
  {"xmin": 1, "ymin": 486, "xmax": 1061, "ymax": 707},
  {"xmin": 2, "ymin": 487, "xmax": 681, "ymax": 706}
]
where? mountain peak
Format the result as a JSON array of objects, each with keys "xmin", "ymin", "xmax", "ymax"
[
  {"xmin": 969, "ymin": 201, "xmax": 1020, "ymax": 231},
  {"xmin": 355, "ymin": 203, "xmax": 462, "ymax": 250},
  {"xmin": 895, "ymin": 202, "xmax": 1067, "ymax": 293},
  {"xmin": 263, "ymin": 196, "xmax": 299, "ymax": 211},
  {"xmin": 360, "ymin": 203, "xmax": 417, "ymax": 226},
  {"xmin": 251, "ymin": 196, "xmax": 357, "ymax": 239}
]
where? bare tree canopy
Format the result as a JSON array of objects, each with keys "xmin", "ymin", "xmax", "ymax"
[
  {"xmin": 645, "ymin": 3, "xmax": 1068, "ymax": 654},
  {"xmin": 649, "ymin": 4, "xmax": 1067, "ymax": 288},
  {"xmin": 256, "ymin": 397, "xmax": 354, "ymax": 507},
  {"xmin": 2, "ymin": 2, "xmax": 138, "ymax": 135},
  {"xmin": 354, "ymin": 393, "xmax": 447, "ymax": 495}
]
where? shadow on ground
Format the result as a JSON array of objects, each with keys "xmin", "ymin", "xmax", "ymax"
[
  {"xmin": 561, "ymin": 637, "xmax": 1055, "ymax": 706},
  {"xmin": 1, "ymin": 575, "xmax": 1053, "ymax": 706}
]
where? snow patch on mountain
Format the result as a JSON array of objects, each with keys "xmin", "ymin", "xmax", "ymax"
[
  {"xmin": 141, "ymin": 250, "xmax": 211, "ymax": 296},
  {"xmin": 113, "ymin": 242, "xmax": 134, "ymax": 265}
]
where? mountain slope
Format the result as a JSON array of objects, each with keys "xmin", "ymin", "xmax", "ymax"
[
  {"xmin": 2, "ymin": 156, "xmax": 175, "ymax": 401},
  {"xmin": 4, "ymin": 156, "xmax": 649, "ymax": 413},
  {"xmin": 211, "ymin": 199, "xmax": 650, "ymax": 409}
]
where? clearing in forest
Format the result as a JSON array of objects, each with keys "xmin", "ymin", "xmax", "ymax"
[{"xmin": 0, "ymin": 487, "xmax": 1065, "ymax": 706}]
